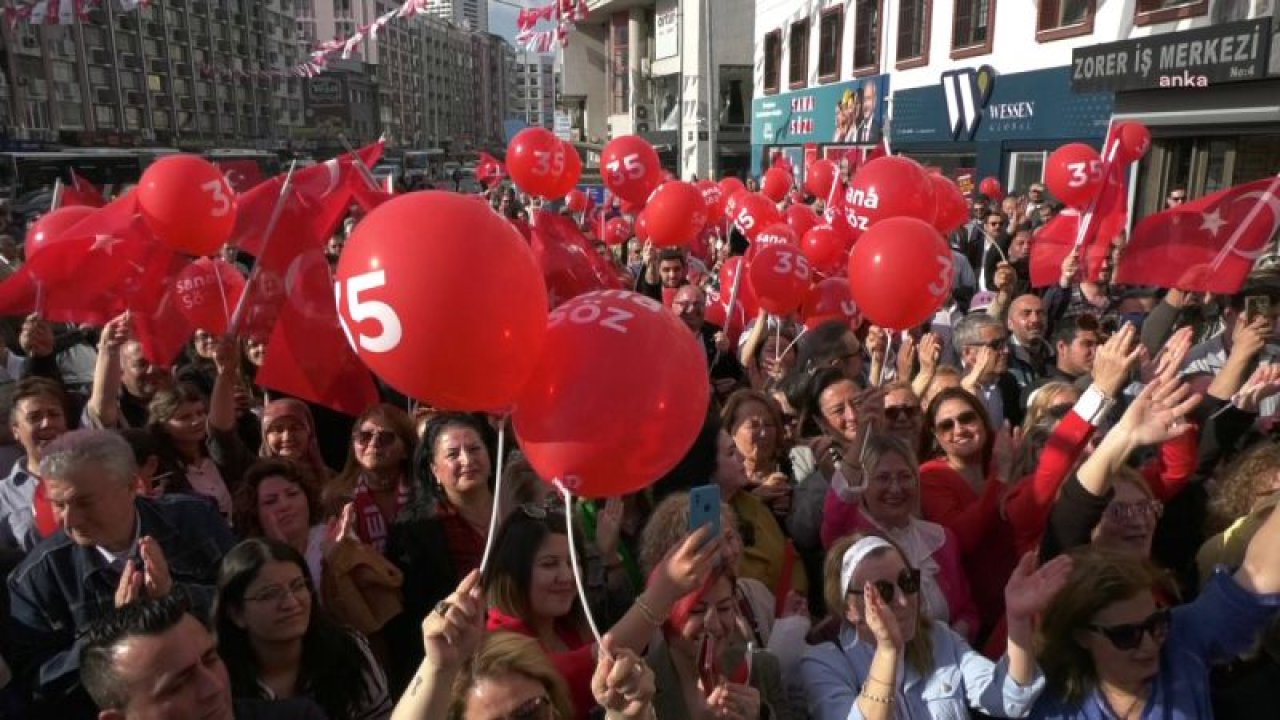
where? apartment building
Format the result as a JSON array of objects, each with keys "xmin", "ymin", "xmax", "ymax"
[{"xmin": 515, "ymin": 49, "xmax": 557, "ymax": 129}]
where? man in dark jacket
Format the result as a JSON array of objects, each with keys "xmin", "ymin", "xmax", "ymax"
[{"xmin": 6, "ymin": 429, "xmax": 235, "ymax": 717}]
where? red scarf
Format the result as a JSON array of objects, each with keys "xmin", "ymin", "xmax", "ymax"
[
  {"xmin": 33, "ymin": 479, "xmax": 57, "ymax": 538},
  {"xmin": 351, "ymin": 474, "xmax": 410, "ymax": 553}
]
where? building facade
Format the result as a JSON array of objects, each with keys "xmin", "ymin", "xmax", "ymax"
[
  {"xmin": 469, "ymin": 32, "xmax": 517, "ymax": 151},
  {"xmin": 560, "ymin": 0, "xmax": 755, "ymax": 180},
  {"xmin": 751, "ymin": 0, "xmax": 1279, "ymax": 211},
  {"xmin": 515, "ymin": 50, "xmax": 558, "ymax": 129},
  {"xmin": 425, "ymin": 0, "xmax": 488, "ymax": 32},
  {"xmin": 0, "ymin": 0, "xmax": 304, "ymax": 149},
  {"xmin": 419, "ymin": 14, "xmax": 476, "ymax": 151}
]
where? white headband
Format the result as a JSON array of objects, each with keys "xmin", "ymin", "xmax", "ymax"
[{"xmin": 840, "ymin": 536, "xmax": 894, "ymax": 596}]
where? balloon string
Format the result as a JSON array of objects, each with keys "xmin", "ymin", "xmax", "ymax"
[
  {"xmin": 34, "ymin": 281, "xmax": 44, "ymax": 317},
  {"xmin": 773, "ymin": 315, "xmax": 781, "ymax": 366},
  {"xmin": 478, "ymin": 415, "xmax": 508, "ymax": 576},
  {"xmin": 781, "ymin": 326, "xmax": 807, "ymax": 358},
  {"xmin": 554, "ymin": 478, "xmax": 605, "ymax": 647},
  {"xmin": 213, "ymin": 261, "xmax": 232, "ymax": 331}
]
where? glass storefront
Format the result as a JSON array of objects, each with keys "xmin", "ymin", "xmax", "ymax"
[{"xmin": 1135, "ymin": 132, "xmax": 1280, "ymax": 216}]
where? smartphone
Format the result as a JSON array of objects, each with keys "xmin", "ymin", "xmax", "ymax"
[
  {"xmin": 1246, "ymin": 295, "xmax": 1273, "ymax": 325},
  {"xmin": 688, "ymin": 484, "xmax": 722, "ymax": 542}
]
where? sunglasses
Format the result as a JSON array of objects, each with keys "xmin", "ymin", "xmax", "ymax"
[
  {"xmin": 1089, "ymin": 608, "xmax": 1171, "ymax": 651},
  {"xmin": 1105, "ymin": 499, "xmax": 1163, "ymax": 523},
  {"xmin": 502, "ymin": 695, "xmax": 557, "ymax": 720},
  {"xmin": 1045, "ymin": 403, "xmax": 1074, "ymax": 420},
  {"xmin": 353, "ymin": 429, "xmax": 396, "ymax": 448},
  {"xmin": 967, "ymin": 337, "xmax": 1007, "ymax": 351},
  {"xmin": 934, "ymin": 410, "xmax": 980, "ymax": 435},
  {"xmin": 884, "ymin": 405, "xmax": 920, "ymax": 422},
  {"xmin": 850, "ymin": 568, "xmax": 922, "ymax": 604}
]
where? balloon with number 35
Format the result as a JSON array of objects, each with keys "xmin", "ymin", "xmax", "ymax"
[
  {"xmin": 334, "ymin": 191, "xmax": 549, "ymax": 411},
  {"xmin": 137, "ymin": 154, "xmax": 238, "ymax": 256}
]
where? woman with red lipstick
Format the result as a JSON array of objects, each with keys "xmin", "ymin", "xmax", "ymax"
[{"xmin": 214, "ymin": 538, "xmax": 392, "ymax": 720}]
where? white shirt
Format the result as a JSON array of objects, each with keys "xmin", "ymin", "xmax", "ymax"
[{"xmin": 185, "ymin": 458, "xmax": 233, "ymax": 518}]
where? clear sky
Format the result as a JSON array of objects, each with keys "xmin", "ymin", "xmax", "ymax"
[{"xmin": 489, "ymin": 0, "xmax": 531, "ymax": 44}]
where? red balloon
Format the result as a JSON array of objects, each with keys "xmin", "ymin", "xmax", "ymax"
[
  {"xmin": 747, "ymin": 223, "xmax": 797, "ymax": 262},
  {"xmin": 507, "ymin": 128, "xmax": 572, "ymax": 199},
  {"xmin": 532, "ymin": 229, "xmax": 603, "ymax": 309},
  {"xmin": 566, "ymin": 189, "xmax": 589, "ymax": 213},
  {"xmin": 719, "ymin": 176, "xmax": 747, "ymax": 201},
  {"xmin": 846, "ymin": 157, "xmax": 935, "ymax": 229},
  {"xmin": 137, "ymin": 154, "xmax": 237, "ymax": 256},
  {"xmin": 601, "ymin": 136, "xmax": 662, "ymax": 205},
  {"xmin": 799, "ymin": 224, "xmax": 846, "ymax": 275},
  {"xmin": 1114, "ymin": 122, "xmax": 1151, "ymax": 164},
  {"xmin": 696, "ymin": 180, "xmax": 725, "ymax": 224},
  {"xmin": 174, "ymin": 258, "xmax": 246, "ymax": 335},
  {"xmin": 719, "ymin": 255, "xmax": 746, "ymax": 293},
  {"xmin": 549, "ymin": 142, "xmax": 584, "ymax": 199},
  {"xmin": 513, "ymin": 290, "xmax": 710, "ymax": 498},
  {"xmin": 704, "ymin": 292, "xmax": 748, "ymax": 345},
  {"xmin": 847, "ymin": 217, "xmax": 953, "ymax": 330},
  {"xmin": 335, "ymin": 191, "xmax": 548, "ymax": 410},
  {"xmin": 24, "ymin": 206, "xmax": 95, "ymax": 261},
  {"xmin": 645, "ymin": 181, "xmax": 707, "ymax": 247},
  {"xmin": 731, "ymin": 192, "xmax": 783, "ymax": 241},
  {"xmin": 978, "ymin": 176, "xmax": 1004, "ymax": 202},
  {"xmin": 723, "ymin": 189, "xmax": 748, "ymax": 222},
  {"xmin": 603, "ymin": 216, "xmax": 632, "ymax": 247},
  {"xmin": 749, "ymin": 244, "xmax": 813, "ymax": 316},
  {"xmin": 785, "ymin": 204, "xmax": 821, "ymax": 238},
  {"xmin": 802, "ymin": 277, "xmax": 862, "ymax": 331},
  {"xmin": 929, "ymin": 174, "xmax": 969, "ymax": 234},
  {"xmin": 761, "ymin": 167, "xmax": 793, "ymax": 202},
  {"xmin": 805, "ymin": 159, "xmax": 838, "ymax": 199},
  {"xmin": 634, "ymin": 212, "xmax": 650, "ymax": 243},
  {"xmin": 1045, "ymin": 143, "xmax": 1104, "ymax": 209}
]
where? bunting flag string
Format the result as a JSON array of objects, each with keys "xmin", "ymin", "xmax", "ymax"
[{"xmin": 514, "ymin": 0, "xmax": 589, "ymax": 53}]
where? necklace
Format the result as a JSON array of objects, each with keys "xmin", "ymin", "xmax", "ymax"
[{"xmin": 1103, "ymin": 684, "xmax": 1148, "ymax": 719}]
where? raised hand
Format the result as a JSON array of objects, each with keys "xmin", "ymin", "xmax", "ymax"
[
  {"xmin": 962, "ymin": 346, "xmax": 996, "ymax": 392},
  {"xmin": 421, "ymin": 569, "xmax": 486, "ymax": 671},
  {"xmin": 19, "ymin": 314, "xmax": 55, "ymax": 358},
  {"xmin": 916, "ymin": 333, "xmax": 942, "ymax": 374},
  {"xmin": 1059, "ymin": 249, "xmax": 1080, "ymax": 287},
  {"xmin": 138, "ymin": 536, "xmax": 172, "ymax": 599},
  {"xmin": 652, "ymin": 526, "xmax": 722, "ymax": 605},
  {"xmin": 1092, "ymin": 322, "xmax": 1143, "ymax": 398},
  {"xmin": 1005, "ymin": 552, "xmax": 1073, "ymax": 621},
  {"xmin": 1117, "ymin": 377, "xmax": 1202, "ymax": 447},
  {"xmin": 1139, "ymin": 325, "xmax": 1194, "ymax": 385},
  {"xmin": 99, "ymin": 312, "xmax": 132, "ymax": 353},
  {"xmin": 896, "ymin": 334, "xmax": 917, "ymax": 383},
  {"xmin": 991, "ymin": 423, "xmax": 1024, "ymax": 485},
  {"xmin": 595, "ymin": 497, "xmax": 625, "ymax": 563},
  {"xmin": 861, "ymin": 581, "xmax": 904, "ymax": 650},
  {"xmin": 212, "ymin": 334, "xmax": 241, "ymax": 377},
  {"xmin": 1235, "ymin": 364, "xmax": 1280, "ymax": 413},
  {"xmin": 1231, "ymin": 314, "xmax": 1273, "ymax": 363}
]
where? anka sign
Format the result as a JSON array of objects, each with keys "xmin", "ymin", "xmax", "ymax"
[{"xmin": 1071, "ymin": 18, "xmax": 1271, "ymax": 93}]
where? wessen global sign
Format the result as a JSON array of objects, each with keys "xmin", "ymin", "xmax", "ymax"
[{"xmin": 1071, "ymin": 18, "xmax": 1272, "ymax": 93}]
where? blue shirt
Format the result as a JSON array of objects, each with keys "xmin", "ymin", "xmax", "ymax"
[
  {"xmin": 0, "ymin": 457, "xmax": 40, "ymax": 552},
  {"xmin": 1029, "ymin": 569, "xmax": 1280, "ymax": 719},
  {"xmin": 799, "ymin": 621, "xmax": 1044, "ymax": 719}
]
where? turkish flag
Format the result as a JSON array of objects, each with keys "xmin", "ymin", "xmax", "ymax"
[
  {"xmin": 1029, "ymin": 209, "xmax": 1111, "ymax": 289},
  {"xmin": 349, "ymin": 169, "xmax": 394, "ymax": 213},
  {"xmin": 211, "ymin": 159, "xmax": 266, "ymax": 192},
  {"xmin": 476, "ymin": 151, "xmax": 505, "ymax": 187},
  {"xmin": 128, "ymin": 253, "xmax": 195, "ymax": 367},
  {"xmin": 231, "ymin": 141, "xmax": 384, "ymax": 257},
  {"xmin": 231, "ymin": 191, "xmax": 317, "ymax": 341},
  {"xmin": 254, "ymin": 247, "xmax": 378, "ymax": 417},
  {"xmin": 530, "ymin": 210, "xmax": 620, "ymax": 308},
  {"xmin": 1113, "ymin": 176, "xmax": 1280, "ymax": 293},
  {"xmin": 62, "ymin": 169, "xmax": 106, "ymax": 208}
]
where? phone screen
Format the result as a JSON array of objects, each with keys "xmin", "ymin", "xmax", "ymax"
[{"xmin": 688, "ymin": 484, "xmax": 722, "ymax": 542}]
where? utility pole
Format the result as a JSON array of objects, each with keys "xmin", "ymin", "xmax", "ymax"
[{"xmin": 703, "ymin": 0, "xmax": 717, "ymax": 179}]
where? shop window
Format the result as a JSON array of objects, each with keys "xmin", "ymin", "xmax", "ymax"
[
  {"xmin": 1037, "ymin": 0, "xmax": 1094, "ymax": 41},
  {"xmin": 763, "ymin": 30, "xmax": 781, "ymax": 95},
  {"xmin": 853, "ymin": 0, "xmax": 882, "ymax": 72},
  {"xmin": 951, "ymin": 0, "xmax": 995, "ymax": 59},
  {"xmin": 896, "ymin": 0, "xmax": 931, "ymax": 69},
  {"xmin": 817, "ymin": 8, "xmax": 843, "ymax": 82},
  {"xmin": 1008, "ymin": 152, "xmax": 1047, "ymax": 196},
  {"xmin": 788, "ymin": 19, "xmax": 809, "ymax": 89},
  {"xmin": 1134, "ymin": 0, "xmax": 1207, "ymax": 26}
]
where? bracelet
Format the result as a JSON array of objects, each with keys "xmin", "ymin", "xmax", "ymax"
[
  {"xmin": 859, "ymin": 688, "xmax": 893, "ymax": 704},
  {"xmin": 633, "ymin": 595, "xmax": 663, "ymax": 626},
  {"xmin": 863, "ymin": 675, "xmax": 895, "ymax": 688}
]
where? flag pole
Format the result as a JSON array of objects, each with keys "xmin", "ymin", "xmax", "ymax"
[
  {"xmin": 50, "ymin": 179, "xmax": 64, "ymax": 212},
  {"xmin": 228, "ymin": 161, "xmax": 298, "ymax": 338},
  {"xmin": 338, "ymin": 133, "xmax": 383, "ymax": 192}
]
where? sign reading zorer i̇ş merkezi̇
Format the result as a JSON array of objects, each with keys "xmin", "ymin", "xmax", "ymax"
[{"xmin": 1071, "ymin": 18, "xmax": 1271, "ymax": 92}]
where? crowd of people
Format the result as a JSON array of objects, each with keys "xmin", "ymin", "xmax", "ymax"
[{"xmin": 0, "ymin": 167, "xmax": 1277, "ymax": 720}]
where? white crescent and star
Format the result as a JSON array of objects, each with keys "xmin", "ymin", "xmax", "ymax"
[{"xmin": 1227, "ymin": 188, "xmax": 1280, "ymax": 261}]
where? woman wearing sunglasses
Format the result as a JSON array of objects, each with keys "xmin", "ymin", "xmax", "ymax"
[
  {"xmin": 324, "ymin": 403, "xmax": 418, "ymax": 553},
  {"xmin": 390, "ymin": 571, "xmax": 658, "ymax": 720},
  {"xmin": 1033, "ymin": 495, "xmax": 1280, "ymax": 719},
  {"xmin": 484, "ymin": 502, "xmax": 722, "ymax": 718},
  {"xmin": 800, "ymin": 533, "xmax": 1070, "ymax": 719},
  {"xmin": 214, "ymin": 538, "xmax": 392, "ymax": 720},
  {"xmin": 820, "ymin": 435, "xmax": 978, "ymax": 640}
]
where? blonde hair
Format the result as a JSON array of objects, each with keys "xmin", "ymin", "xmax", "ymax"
[
  {"xmin": 1023, "ymin": 382, "xmax": 1078, "ymax": 431},
  {"xmin": 921, "ymin": 366, "xmax": 961, "ymax": 409},
  {"xmin": 1210, "ymin": 443, "xmax": 1280, "ymax": 531},
  {"xmin": 824, "ymin": 532, "xmax": 934, "ymax": 676},
  {"xmin": 448, "ymin": 632, "xmax": 573, "ymax": 720}
]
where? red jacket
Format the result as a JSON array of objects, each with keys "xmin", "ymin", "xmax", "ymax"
[{"xmin": 487, "ymin": 607, "xmax": 597, "ymax": 720}]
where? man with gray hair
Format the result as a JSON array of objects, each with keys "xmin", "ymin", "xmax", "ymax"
[
  {"xmin": 5, "ymin": 429, "xmax": 235, "ymax": 716},
  {"xmin": 953, "ymin": 312, "xmax": 1024, "ymax": 427}
]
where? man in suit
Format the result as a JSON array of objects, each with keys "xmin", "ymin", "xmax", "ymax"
[{"xmin": 854, "ymin": 81, "xmax": 882, "ymax": 144}]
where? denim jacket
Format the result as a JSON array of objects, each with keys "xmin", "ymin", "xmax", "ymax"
[
  {"xmin": 5, "ymin": 494, "xmax": 235, "ymax": 706},
  {"xmin": 800, "ymin": 622, "xmax": 1044, "ymax": 720}
]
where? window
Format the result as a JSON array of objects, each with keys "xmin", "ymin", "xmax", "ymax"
[
  {"xmin": 94, "ymin": 105, "xmax": 117, "ymax": 127},
  {"xmin": 952, "ymin": 0, "xmax": 995, "ymax": 58},
  {"xmin": 1037, "ymin": 0, "xmax": 1094, "ymax": 40},
  {"xmin": 853, "ymin": 0, "xmax": 882, "ymax": 72},
  {"xmin": 1134, "ymin": 0, "xmax": 1207, "ymax": 25},
  {"xmin": 788, "ymin": 19, "xmax": 809, "ymax": 89},
  {"xmin": 896, "ymin": 0, "xmax": 931, "ymax": 68},
  {"xmin": 763, "ymin": 30, "xmax": 782, "ymax": 94},
  {"xmin": 1008, "ymin": 152, "xmax": 1046, "ymax": 195},
  {"xmin": 817, "ymin": 8, "xmax": 842, "ymax": 82},
  {"xmin": 89, "ymin": 67, "xmax": 109, "ymax": 86}
]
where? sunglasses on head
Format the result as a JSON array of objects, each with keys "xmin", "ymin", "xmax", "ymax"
[
  {"xmin": 850, "ymin": 568, "xmax": 922, "ymax": 604},
  {"xmin": 1089, "ymin": 608, "xmax": 1171, "ymax": 651},
  {"xmin": 884, "ymin": 405, "xmax": 920, "ymax": 422},
  {"xmin": 934, "ymin": 410, "xmax": 979, "ymax": 434},
  {"xmin": 353, "ymin": 429, "xmax": 396, "ymax": 448}
]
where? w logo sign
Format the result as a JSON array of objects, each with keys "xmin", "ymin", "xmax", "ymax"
[{"xmin": 941, "ymin": 66, "xmax": 996, "ymax": 141}]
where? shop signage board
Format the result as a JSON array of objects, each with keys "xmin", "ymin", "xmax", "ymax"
[{"xmin": 1071, "ymin": 18, "xmax": 1272, "ymax": 92}]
